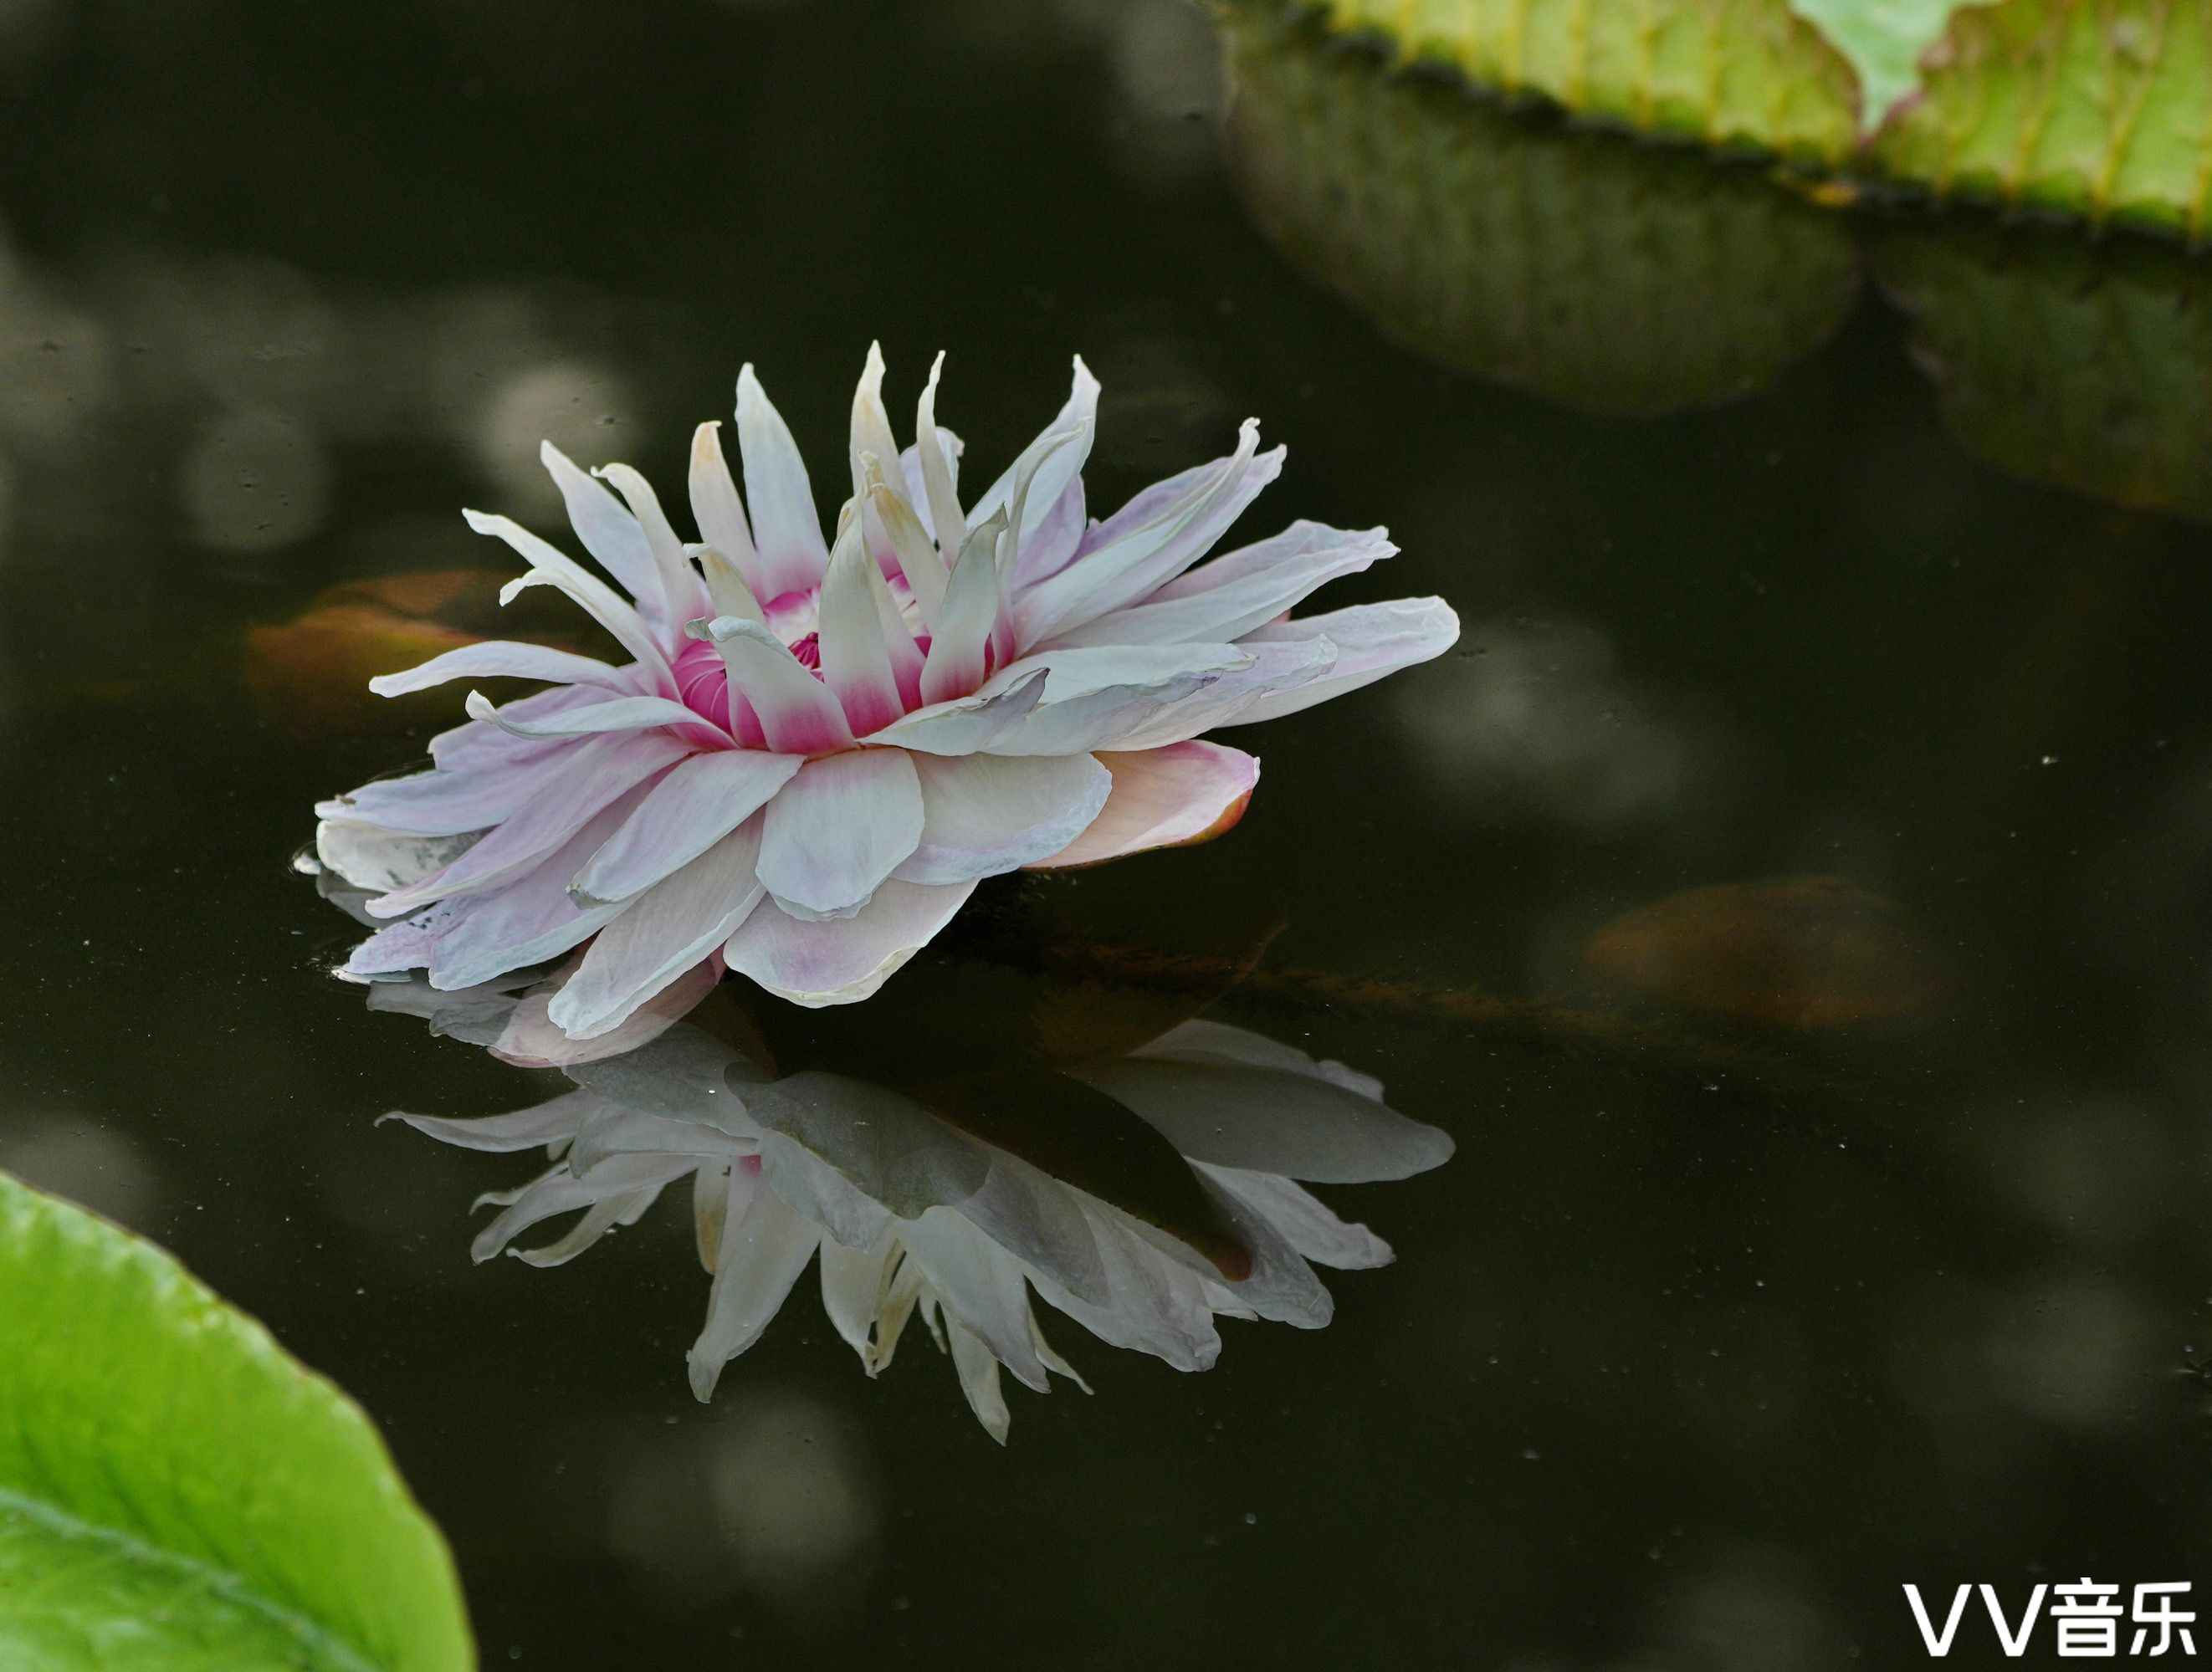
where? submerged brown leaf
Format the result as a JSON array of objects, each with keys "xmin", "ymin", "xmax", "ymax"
[
  {"xmin": 1584, "ymin": 876, "xmax": 1945, "ymax": 1030},
  {"xmin": 245, "ymin": 570, "xmax": 523, "ymax": 737}
]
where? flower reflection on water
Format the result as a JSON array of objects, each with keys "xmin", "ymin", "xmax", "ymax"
[{"xmin": 371, "ymin": 969, "xmax": 1452, "ymax": 1441}]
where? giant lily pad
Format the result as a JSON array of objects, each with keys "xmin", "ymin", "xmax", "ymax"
[
  {"xmin": 1297, "ymin": 0, "xmax": 2212, "ymax": 237},
  {"xmin": 1877, "ymin": 220, "xmax": 2212, "ymax": 519},
  {"xmin": 0, "ymin": 1170, "xmax": 474, "ymax": 1671},
  {"xmin": 1226, "ymin": 3, "xmax": 1862, "ymax": 413}
]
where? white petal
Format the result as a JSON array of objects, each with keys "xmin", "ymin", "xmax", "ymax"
[
  {"xmin": 539, "ymin": 442, "xmax": 659, "ymax": 610},
  {"xmin": 464, "ymin": 508, "xmax": 674, "ymax": 683},
  {"xmin": 819, "ymin": 1237, "xmax": 894, "ymax": 1365},
  {"xmin": 597, "ymin": 462, "xmax": 710, "ymax": 625},
  {"xmin": 384, "ymin": 1088, "xmax": 604, "ymax": 1153},
  {"xmin": 462, "ymin": 688, "xmax": 711, "ymax": 740},
  {"xmin": 756, "ymin": 749, "xmax": 924, "ymax": 918},
  {"xmin": 689, "ymin": 1178, "xmax": 822, "ymax": 1400},
  {"xmin": 735, "ymin": 364, "xmax": 830, "ymax": 601},
  {"xmin": 946, "ymin": 1316, "xmax": 1012, "ymax": 1443},
  {"xmin": 317, "ymin": 821, "xmax": 476, "ymax": 893},
  {"xmin": 1200, "ymin": 1165, "xmax": 1392, "ymax": 1270},
  {"xmin": 688, "ymin": 421, "xmax": 762, "ymax": 591},
  {"xmin": 847, "ymin": 340, "xmax": 901, "ymax": 505},
  {"xmin": 723, "ymin": 878, "xmax": 975, "ymax": 1007},
  {"xmin": 1225, "ymin": 598, "xmax": 1462, "ymax": 724},
  {"xmin": 1099, "ymin": 638, "xmax": 1338, "ymax": 752},
  {"xmin": 1031, "ymin": 741, "xmax": 1257, "ymax": 869},
  {"xmin": 492, "ymin": 958, "xmax": 725, "ymax": 1067},
  {"xmin": 1048, "ymin": 521, "xmax": 1393, "ymax": 648},
  {"xmin": 918, "ymin": 512, "xmax": 1007, "ymax": 706},
  {"xmin": 913, "ymin": 353, "xmax": 967, "ymax": 557},
  {"xmin": 545, "ymin": 819, "xmax": 766, "ymax": 1038},
  {"xmin": 367, "ymin": 640, "xmax": 632, "ymax": 698},
  {"xmin": 866, "ymin": 473, "xmax": 948, "ymax": 631},
  {"xmin": 572, "ymin": 749, "xmax": 801, "ymax": 905},
  {"xmin": 895, "ymin": 752, "xmax": 1113, "ymax": 884},
  {"xmin": 1076, "ymin": 1058, "xmax": 1453, "ymax": 1182},
  {"xmin": 868, "ymin": 669, "xmax": 1047, "ymax": 757}
]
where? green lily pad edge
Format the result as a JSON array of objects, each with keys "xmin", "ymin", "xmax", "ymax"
[
  {"xmin": 1292, "ymin": 0, "xmax": 2212, "ymax": 242},
  {"xmin": 0, "ymin": 1168, "xmax": 474, "ymax": 1672}
]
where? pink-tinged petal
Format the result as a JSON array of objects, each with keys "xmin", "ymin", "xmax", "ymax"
[
  {"xmin": 597, "ymin": 463, "xmax": 711, "ymax": 626},
  {"xmin": 421, "ymin": 776, "xmax": 664, "ymax": 986},
  {"xmin": 572, "ymin": 749, "xmax": 801, "ymax": 906},
  {"xmin": 895, "ymin": 752, "xmax": 1113, "ymax": 885},
  {"xmin": 367, "ymin": 640, "xmax": 633, "ymax": 698},
  {"xmin": 912, "ymin": 354, "xmax": 967, "ymax": 556},
  {"xmin": 319, "ymin": 759, "xmax": 535, "ymax": 837},
  {"xmin": 1224, "ymin": 597, "xmax": 1461, "ymax": 725},
  {"xmin": 757, "ymin": 749, "xmax": 924, "ymax": 919},
  {"xmin": 919, "ymin": 512, "xmax": 1007, "ymax": 706},
  {"xmin": 1009, "ymin": 476, "xmax": 1086, "ymax": 589},
  {"xmin": 847, "ymin": 341, "xmax": 902, "ymax": 506},
  {"xmin": 817, "ymin": 518, "xmax": 905, "ymax": 735},
  {"xmin": 694, "ymin": 543, "xmax": 765, "ymax": 626},
  {"xmin": 694, "ymin": 616, "xmax": 855, "ymax": 754},
  {"xmin": 1015, "ymin": 423, "xmax": 1285, "ymax": 645},
  {"xmin": 1087, "ymin": 637, "xmax": 1339, "ymax": 752},
  {"xmin": 867, "ymin": 668, "xmax": 1047, "ymax": 757},
  {"xmin": 867, "ymin": 551, "xmax": 926, "ymax": 713},
  {"xmin": 422, "ymin": 684, "xmax": 599, "ymax": 770},
  {"xmin": 735, "ymin": 364, "xmax": 830, "ymax": 600},
  {"xmin": 369, "ymin": 734, "xmax": 686, "ymax": 917},
  {"xmin": 548, "ymin": 818, "xmax": 766, "ymax": 1037},
  {"xmin": 1047, "ymin": 522, "xmax": 1393, "ymax": 649},
  {"xmin": 972, "ymin": 643, "xmax": 1252, "ymax": 756},
  {"xmin": 492, "ymin": 956, "xmax": 723, "ymax": 1068},
  {"xmin": 1029, "ymin": 741, "xmax": 1258, "ymax": 869},
  {"xmin": 540, "ymin": 442, "xmax": 660, "ymax": 611},
  {"xmin": 689, "ymin": 421, "xmax": 766, "ymax": 596},
  {"xmin": 340, "ymin": 903, "xmax": 458, "ymax": 979},
  {"xmin": 463, "ymin": 688, "xmax": 716, "ymax": 741},
  {"xmin": 316, "ymin": 821, "xmax": 477, "ymax": 892},
  {"xmin": 723, "ymin": 878, "xmax": 978, "ymax": 1008},
  {"xmin": 463, "ymin": 509, "xmax": 673, "ymax": 686}
]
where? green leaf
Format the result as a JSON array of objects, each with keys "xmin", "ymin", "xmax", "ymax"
[
  {"xmin": 1788, "ymin": 0, "xmax": 1979, "ymax": 120},
  {"xmin": 1876, "ymin": 221, "xmax": 2212, "ymax": 520},
  {"xmin": 1226, "ymin": 3, "xmax": 1862, "ymax": 414},
  {"xmin": 0, "ymin": 1171, "xmax": 474, "ymax": 1672},
  {"xmin": 1868, "ymin": 0, "xmax": 2212, "ymax": 237},
  {"xmin": 1305, "ymin": 0, "xmax": 1862, "ymax": 161}
]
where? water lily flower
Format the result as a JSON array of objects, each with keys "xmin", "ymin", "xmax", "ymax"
[
  {"xmin": 376, "ymin": 975, "xmax": 1452, "ymax": 1440},
  {"xmin": 315, "ymin": 347, "xmax": 1457, "ymax": 1026}
]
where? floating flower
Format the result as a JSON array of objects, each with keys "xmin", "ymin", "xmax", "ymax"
[
  {"xmin": 314, "ymin": 348, "xmax": 1457, "ymax": 1026},
  {"xmin": 376, "ymin": 974, "xmax": 1452, "ymax": 1440}
]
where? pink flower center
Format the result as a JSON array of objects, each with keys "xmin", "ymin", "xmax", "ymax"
[{"xmin": 672, "ymin": 636, "xmax": 733, "ymax": 728}]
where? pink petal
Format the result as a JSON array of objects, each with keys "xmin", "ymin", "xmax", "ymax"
[
  {"xmin": 697, "ymin": 616, "xmax": 854, "ymax": 755},
  {"xmin": 817, "ymin": 518, "xmax": 906, "ymax": 735},
  {"xmin": 1028, "ymin": 741, "xmax": 1258, "ymax": 869}
]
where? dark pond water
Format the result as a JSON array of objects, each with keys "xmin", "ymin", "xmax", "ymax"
[{"xmin": 5, "ymin": 0, "xmax": 2212, "ymax": 1665}]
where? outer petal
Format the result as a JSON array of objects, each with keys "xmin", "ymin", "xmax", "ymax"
[
  {"xmin": 894, "ymin": 753, "xmax": 1113, "ymax": 885},
  {"xmin": 756, "ymin": 749, "xmax": 925, "ymax": 919},
  {"xmin": 465, "ymin": 509, "xmax": 673, "ymax": 687},
  {"xmin": 1086, "ymin": 637, "xmax": 1338, "ymax": 752},
  {"xmin": 368, "ymin": 732, "xmax": 687, "ymax": 916},
  {"xmin": 868, "ymin": 669, "xmax": 1046, "ymax": 757},
  {"xmin": 1221, "ymin": 598, "xmax": 1462, "ymax": 725},
  {"xmin": 316, "ymin": 822, "xmax": 476, "ymax": 893},
  {"xmin": 493, "ymin": 958, "xmax": 725, "ymax": 1068},
  {"xmin": 546, "ymin": 818, "xmax": 766, "ymax": 1038},
  {"xmin": 540, "ymin": 442, "xmax": 660, "ymax": 612},
  {"xmin": 1046, "ymin": 522, "xmax": 1393, "ymax": 649},
  {"xmin": 366, "ymin": 640, "xmax": 633, "ymax": 698},
  {"xmin": 571, "ymin": 748, "xmax": 801, "ymax": 906},
  {"xmin": 1030, "ymin": 741, "xmax": 1257, "ymax": 870},
  {"xmin": 735, "ymin": 364, "xmax": 830, "ymax": 601},
  {"xmin": 724, "ymin": 878, "xmax": 977, "ymax": 1007}
]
